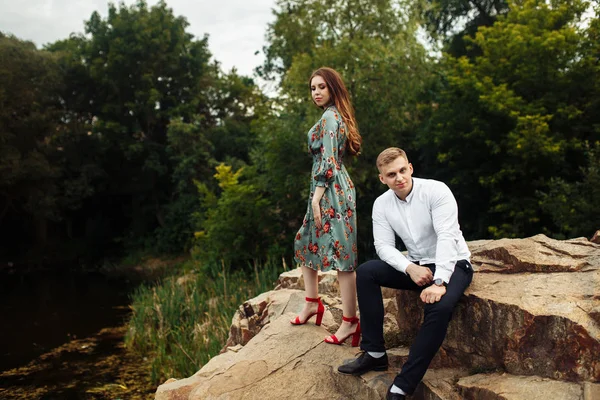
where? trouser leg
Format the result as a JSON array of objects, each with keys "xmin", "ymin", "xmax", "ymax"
[
  {"xmin": 356, "ymin": 259, "xmax": 420, "ymax": 352},
  {"xmin": 393, "ymin": 260, "xmax": 473, "ymax": 394}
]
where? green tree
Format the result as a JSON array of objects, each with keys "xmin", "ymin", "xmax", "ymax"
[
  {"xmin": 158, "ymin": 69, "xmax": 267, "ymax": 254},
  {"xmin": 418, "ymin": 0, "xmax": 596, "ymax": 238},
  {"xmin": 540, "ymin": 143, "xmax": 600, "ymax": 238},
  {"xmin": 44, "ymin": 1, "xmax": 217, "ymax": 254},
  {"xmin": 82, "ymin": 0, "xmax": 214, "ymax": 240},
  {"xmin": 207, "ymin": 72, "xmax": 267, "ymax": 166},
  {"xmin": 0, "ymin": 33, "xmax": 63, "ymax": 256},
  {"xmin": 538, "ymin": 3, "xmax": 600, "ymax": 238},
  {"xmin": 192, "ymin": 164, "xmax": 275, "ymax": 266},
  {"xmin": 258, "ymin": 0, "xmax": 405, "ymax": 80},
  {"xmin": 45, "ymin": 36, "xmax": 107, "ymax": 256},
  {"xmin": 151, "ymin": 119, "xmax": 214, "ymax": 253},
  {"xmin": 420, "ymin": 0, "xmax": 509, "ymax": 56},
  {"xmin": 2, "ymin": 2, "xmax": 284, "ymax": 266}
]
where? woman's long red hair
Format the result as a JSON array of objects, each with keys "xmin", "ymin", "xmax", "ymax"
[{"xmin": 309, "ymin": 67, "xmax": 362, "ymax": 156}]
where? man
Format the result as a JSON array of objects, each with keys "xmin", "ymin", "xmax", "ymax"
[{"xmin": 337, "ymin": 147, "xmax": 473, "ymax": 399}]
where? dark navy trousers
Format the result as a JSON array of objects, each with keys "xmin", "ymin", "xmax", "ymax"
[{"xmin": 356, "ymin": 259, "xmax": 473, "ymax": 394}]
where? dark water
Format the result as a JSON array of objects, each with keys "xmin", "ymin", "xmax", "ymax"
[{"xmin": 0, "ymin": 271, "xmax": 132, "ymax": 372}]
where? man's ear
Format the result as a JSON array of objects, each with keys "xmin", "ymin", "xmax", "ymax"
[{"xmin": 378, "ymin": 174, "xmax": 385, "ymax": 184}]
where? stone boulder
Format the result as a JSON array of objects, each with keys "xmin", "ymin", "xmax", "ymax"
[
  {"xmin": 470, "ymin": 234, "xmax": 600, "ymax": 273},
  {"xmin": 156, "ymin": 235, "xmax": 600, "ymax": 399},
  {"xmin": 396, "ymin": 234, "xmax": 600, "ymax": 382},
  {"xmin": 156, "ymin": 301, "xmax": 393, "ymax": 400},
  {"xmin": 456, "ymin": 373, "xmax": 600, "ymax": 400},
  {"xmin": 591, "ymin": 230, "xmax": 600, "ymax": 245}
]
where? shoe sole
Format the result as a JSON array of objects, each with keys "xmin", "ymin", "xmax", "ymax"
[{"xmin": 337, "ymin": 365, "xmax": 388, "ymax": 376}]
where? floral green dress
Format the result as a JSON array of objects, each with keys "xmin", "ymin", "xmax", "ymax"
[{"xmin": 294, "ymin": 106, "xmax": 358, "ymax": 272}]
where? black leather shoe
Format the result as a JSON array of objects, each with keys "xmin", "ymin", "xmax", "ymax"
[
  {"xmin": 386, "ymin": 385, "xmax": 406, "ymax": 400},
  {"xmin": 337, "ymin": 351, "xmax": 388, "ymax": 375}
]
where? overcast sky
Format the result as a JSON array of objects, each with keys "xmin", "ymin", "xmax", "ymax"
[{"xmin": 0, "ymin": 0, "xmax": 277, "ymax": 78}]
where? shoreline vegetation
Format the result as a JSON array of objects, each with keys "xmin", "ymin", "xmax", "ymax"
[
  {"xmin": 125, "ymin": 258, "xmax": 286, "ymax": 385},
  {"xmin": 0, "ymin": 255, "xmax": 285, "ymax": 398}
]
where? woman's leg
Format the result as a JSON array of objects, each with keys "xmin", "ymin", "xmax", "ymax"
[
  {"xmin": 329, "ymin": 270, "xmax": 358, "ymax": 339},
  {"xmin": 291, "ymin": 265, "xmax": 320, "ymax": 322}
]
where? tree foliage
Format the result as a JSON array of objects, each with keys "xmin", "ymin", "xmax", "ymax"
[
  {"xmin": 1, "ymin": 0, "xmax": 599, "ymax": 269},
  {"xmin": 420, "ymin": 0, "xmax": 510, "ymax": 56},
  {"xmin": 0, "ymin": 2, "xmax": 262, "ymax": 265},
  {"xmin": 539, "ymin": 143, "xmax": 600, "ymax": 238},
  {"xmin": 418, "ymin": 0, "xmax": 598, "ymax": 238},
  {"xmin": 259, "ymin": 0, "xmax": 407, "ymax": 79},
  {"xmin": 0, "ymin": 33, "xmax": 64, "ymax": 256}
]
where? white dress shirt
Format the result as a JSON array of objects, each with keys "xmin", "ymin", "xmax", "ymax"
[{"xmin": 372, "ymin": 177, "xmax": 471, "ymax": 283}]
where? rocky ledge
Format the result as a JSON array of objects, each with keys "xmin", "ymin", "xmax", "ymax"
[{"xmin": 155, "ymin": 234, "xmax": 600, "ymax": 399}]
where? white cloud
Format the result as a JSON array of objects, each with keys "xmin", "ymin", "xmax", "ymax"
[{"xmin": 0, "ymin": 0, "xmax": 276, "ymax": 77}]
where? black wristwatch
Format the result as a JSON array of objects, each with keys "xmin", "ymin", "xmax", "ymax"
[{"xmin": 433, "ymin": 278, "xmax": 446, "ymax": 287}]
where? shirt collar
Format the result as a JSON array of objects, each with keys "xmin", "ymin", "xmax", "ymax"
[
  {"xmin": 407, "ymin": 178, "xmax": 418, "ymax": 202},
  {"xmin": 396, "ymin": 178, "xmax": 417, "ymax": 203}
]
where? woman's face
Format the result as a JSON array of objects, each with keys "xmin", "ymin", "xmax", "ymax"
[{"xmin": 310, "ymin": 75, "xmax": 331, "ymax": 107}]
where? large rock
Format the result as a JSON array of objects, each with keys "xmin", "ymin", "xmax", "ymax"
[
  {"xmin": 470, "ymin": 234, "xmax": 600, "ymax": 273},
  {"xmin": 413, "ymin": 368, "xmax": 469, "ymax": 400},
  {"xmin": 591, "ymin": 230, "xmax": 600, "ymax": 244},
  {"xmin": 157, "ymin": 310, "xmax": 388, "ymax": 400},
  {"xmin": 395, "ymin": 235, "xmax": 600, "ymax": 382},
  {"xmin": 456, "ymin": 373, "xmax": 599, "ymax": 400},
  {"xmin": 222, "ymin": 288, "xmax": 344, "ymax": 351},
  {"xmin": 156, "ymin": 234, "xmax": 600, "ymax": 399},
  {"xmin": 157, "ymin": 310, "xmax": 465, "ymax": 400}
]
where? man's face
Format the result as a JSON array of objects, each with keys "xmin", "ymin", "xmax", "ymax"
[{"xmin": 378, "ymin": 156, "xmax": 414, "ymax": 199}]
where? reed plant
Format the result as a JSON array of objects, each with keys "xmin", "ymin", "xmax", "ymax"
[{"xmin": 125, "ymin": 258, "xmax": 285, "ymax": 384}]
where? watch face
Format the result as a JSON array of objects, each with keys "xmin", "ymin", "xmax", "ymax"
[{"xmin": 434, "ymin": 278, "xmax": 443, "ymax": 286}]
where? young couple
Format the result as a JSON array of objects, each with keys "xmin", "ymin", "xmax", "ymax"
[{"xmin": 292, "ymin": 67, "xmax": 473, "ymax": 399}]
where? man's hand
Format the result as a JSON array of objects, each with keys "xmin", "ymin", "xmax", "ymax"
[
  {"xmin": 406, "ymin": 263, "xmax": 433, "ymax": 286},
  {"xmin": 420, "ymin": 285, "xmax": 446, "ymax": 303}
]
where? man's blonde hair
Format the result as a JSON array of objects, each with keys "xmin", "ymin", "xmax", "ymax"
[{"xmin": 376, "ymin": 147, "xmax": 409, "ymax": 171}]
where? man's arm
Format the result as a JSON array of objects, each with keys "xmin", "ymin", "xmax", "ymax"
[
  {"xmin": 373, "ymin": 197, "xmax": 432, "ymax": 285},
  {"xmin": 418, "ymin": 182, "xmax": 460, "ymax": 303},
  {"xmin": 430, "ymin": 182, "xmax": 461, "ymax": 283}
]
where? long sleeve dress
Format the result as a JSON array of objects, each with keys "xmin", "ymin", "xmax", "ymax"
[{"xmin": 293, "ymin": 105, "xmax": 358, "ymax": 272}]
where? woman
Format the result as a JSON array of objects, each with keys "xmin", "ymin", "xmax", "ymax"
[{"xmin": 291, "ymin": 67, "xmax": 362, "ymax": 347}]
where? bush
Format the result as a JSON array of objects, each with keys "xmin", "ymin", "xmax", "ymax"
[{"xmin": 125, "ymin": 258, "xmax": 284, "ymax": 384}]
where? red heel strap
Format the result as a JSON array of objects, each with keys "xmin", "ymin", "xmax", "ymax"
[
  {"xmin": 305, "ymin": 297, "xmax": 321, "ymax": 302},
  {"xmin": 342, "ymin": 316, "xmax": 359, "ymax": 323}
]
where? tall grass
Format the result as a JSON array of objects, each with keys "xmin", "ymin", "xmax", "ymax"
[{"xmin": 125, "ymin": 258, "xmax": 285, "ymax": 384}]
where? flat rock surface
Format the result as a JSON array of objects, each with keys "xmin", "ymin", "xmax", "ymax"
[
  {"xmin": 468, "ymin": 270, "xmax": 600, "ymax": 338},
  {"xmin": 157, "ymin": 314, "xmax": 384, "ymax": 400},
  {"xmin": 457, "ymin": 373, "xmax": 586, "ymax": 400},
  {"xmin": 470, "ymin": 234, "xmax": 600, "ymax": 273}
]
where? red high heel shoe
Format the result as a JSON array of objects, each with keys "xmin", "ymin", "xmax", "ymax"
[
  {"xmin": 324, "ymin": 316, "xmax": 361, "ymax": 347},
  {"xmin": 290, "ymin": 297, "xmax": 325, "ymax": 326}
]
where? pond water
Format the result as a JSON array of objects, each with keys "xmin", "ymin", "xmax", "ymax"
[{"xmin": 0, "ymin": 270, "xmax": 133, "ymax": 372}]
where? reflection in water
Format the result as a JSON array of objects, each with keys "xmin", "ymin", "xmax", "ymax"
[{"xmin": 0, "ymin": 271, "xmax": 132, "ymax": 372}]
